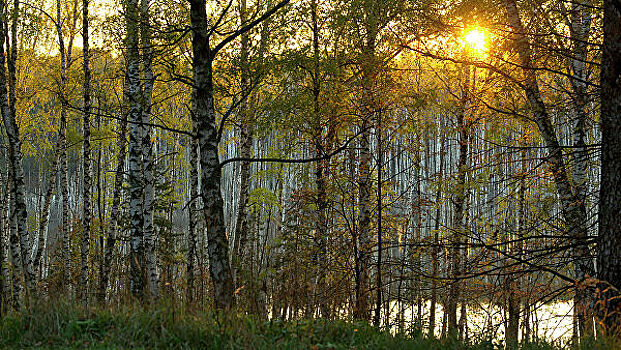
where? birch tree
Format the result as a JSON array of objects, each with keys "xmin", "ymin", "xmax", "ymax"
[
  {"xmin": 80, "ymin": 0, "xmax": 93, "ymax": 303},
  {"xmin": 0, "ymin": 0, "xmax": 30, "ymax": 302},
  {"xmin": 503, "ymin": 0, "xmax": 595, "ymax": 322},
  {"xmin": 140, "ymin": 0, "xmax": 158, "ymax": 299},
  {"xmin": 126, "ymin": 0, "xmax": 146, "ymax": 299},
  {"xmin": 188, "ymin": 0, "xmax": 290, "ymax": 309}
]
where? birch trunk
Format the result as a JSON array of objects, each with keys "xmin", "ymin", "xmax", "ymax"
[
  {"xmin": 32, "ymin": 141, "xmax": 61, "ymax": 276},
  {"xmin": 373, "ymin": 110, "xmax": 383, "ymax": 327},
  {"xmin": 54, "ymin": 0, "xmax": 72, "ymax": 293},
  {"xmin": 353, "ymin": 8, "xmax": 377, "ymax": 321},
  {"xmin": 189, "ymin": 0, "xmax": 234, "ymax": 309},
  {"xmin": 185, "ymin": 0, "xmax": 289, "ymax": 310},
  {"xmin": 310, "ymin": 0, "xmax": 330, "ymax": 318},
  {"xmin": 504, "ymin": 0, "xmax": 594, "ymax": 303},
  {"xmin": 568, "ymin": 0, "xmax": 594, "ymax": 336},
  {"xmin": 233, "ymin": 0, "xmax": 251, "ymax": 280},
  {"xmin": 61, "ymin": 3, "xmax": 77, "ymax": 293},
  {"xmin": 140, "ymin": 0, "xmax": 158, "ymax": 299},
  {"xmin": 447, "ymin": 67, "xmax": 470, "ymax": 337},
  {"xmin": 0, "ymin": 0, "xmax": 30, "ymax": 299},
  {"xmin": 429, "ymin": 129, "xmax": 446, "ymax": 337},
  {"xmin": 60, "ymin": 87, "xmax": 71, "ymax": 292},
  {"xmin": 98, "ymin": 106, "xmax": 127, "ymax": 302},
  {"xmin": 7, "ymin": 172, "xmax": 21, "ymax": 308},
  {"xmin": 187, "ymin": 132, "xmax": 199, "ymax": 302},
  {"xmin": 80, "ymin": 0, "xmax": 93, "ymax": 303},
  {"xmin": 126, "ymin": 0, "xmax": 145, "ymax": 298},
  {"xmin": 0, "ymin": 164, "xmax": 7, "ymax": 310},
  {"xmin": 6, "ymin": 0, "xmax": 31, "ymax": 295}
]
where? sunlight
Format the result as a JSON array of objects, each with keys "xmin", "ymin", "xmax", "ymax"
[{"xmin": 461, "ymin": 27, "xmax": 487, "ymax": 57}]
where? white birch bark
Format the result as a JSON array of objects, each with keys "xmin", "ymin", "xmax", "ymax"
[
  {"xmin": 126, "ymin": 0, "xmax": 145, "ymax": 298},
  {"xmin": 99, "ymin": 108, "xmax": 127, "ymax": 302},
  {"xmin": 80, "ymin": 0, "xmax": 93, "ymax": 303},
  {"xmin": 140, "ymin": 0, "xmax": 158, "ymax": 299},
  {"xmin": 0, "ymin": 0, "xmax": 30, "ymax": 300}
]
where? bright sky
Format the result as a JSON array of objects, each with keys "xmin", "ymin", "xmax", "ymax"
[{"xmin": 461, "ymin": 26, "xmax": 488, "ymax": 57}]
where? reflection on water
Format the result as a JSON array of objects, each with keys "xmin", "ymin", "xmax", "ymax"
[{"xmin": 386, "ymin": 300, "xmax": 574, "ymax": 345}]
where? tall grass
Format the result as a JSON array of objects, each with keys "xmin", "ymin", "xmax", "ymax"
[{"xmin": 0, "ymin": 300, "xmax": 617, "ymax": 349}]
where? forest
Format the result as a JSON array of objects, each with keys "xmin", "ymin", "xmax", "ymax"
[{"xmin": 0, "ymin": 0, "xmax": 621, "ymax": 348}]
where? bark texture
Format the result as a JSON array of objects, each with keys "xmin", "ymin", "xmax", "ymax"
[
  {"xmin": 99, "ymin": 107, "xmax": 127, "ymax": 302},
  {"xmin": 504, "ymin": 0, "xmax": 595, "ymax": 312},
  {"xmin": 568, "ymin": 0, "xmax": 594, "ymax": 336},
  {"xmin": 233, "ymin": 0, "xmax": 252, "ymax": 280},
  {"xmin": 598, "ymin": 0, "xmax": 621, "ymax": 333},
  {"xmin": 80, "ymin": 0, "xmax": 93, "ymax": 303},
  {"xmin": 126, "ymin": 0, "xmax": 146, "ymax": 298},
  {"xmin": 186, "ymin": 131, "xmax": 199, "ymax": 302},
  {"xmin": 189, "ymin": 0, "xmax": 234, "ymax": 308},
  {"xmin": 0, "ymin": 0, "xmax": 30, "ymax": 300},
  {"xmin": 140, "ymin": 0, "xmax": 158, "ymax": 299},
  {"xmin": 32, "ymin": 142, "xmax": 61, "ymax": 276}
]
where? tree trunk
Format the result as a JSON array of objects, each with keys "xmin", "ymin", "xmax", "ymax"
[
  {"xmin": 98, "ymin": 103, "xmax": 128, "ymax": 303},
  {"xmin": 506, "ymin": 262, "xmax": 520, "ymax": 345},
  {"xmin": 598, "ymin": 0, "xmax": 621, "ymax": 333},
  {"xmin": 507, "ymin": 134, "xmax": 527, "ymax": 346},
  {"xmin": 429, "ymin": 129, "xmax": 445, "ymax": 338},
  {"xmin": 187, "ymin": 131, "xmax": 199, "ymax": 303},
  {"xmin": 140, "ymin": 0, "xmax": 158, "ymax": 299},
  {"xmin": 189, "ymin": 0, "xmax": 234, "ymax": 309},
  {"xmin": 0, "ymin": 0, "xmax": 30, "ymax": 300},
  {"xmin": 54, "ymin": 0, "xmax": 72, "ymax": 294},
  {"xmin": 447, "ymin": 67, "xmax": 470, "ymax": 338},
  {"xmin": 569, "ymin": 0, "xmax": 594, "ymax": 337},
  {"xmin": 80, "ymin": 0, "xmax": 93, "ymax": 304},
  {"xmin": 126, "ymin": 0, "xmax": 145, "ymax": 299},
  {"xmin": 309, "ymin": 0, "xmax": 330, "ymax": 319},
  {"xmin": 373, "ymin": 110, "xmax": 383, "ymax": 327},
  {"xmin": 32, "ymin": 141, "xmax": 61, "ymax": 276},
  {"xmin": 233, "ymin": 0, "xmax": 252, "ymax": 283},
  {"xmin": 60, "ymin": 90, "xmax": 71, "ymax": 293},
  {"xmin": 60, "ymin": 0, "xmax": 77, "ymax": 296},
  {"xmin": 0, "ymin": 163, "xmax": 7, "ymax": 311},
  {"xmin": 6, "ymin": 171, "xmax": 20, "ymax": 308},
  {"xmin": 504, "ymin": 0, "xmax": 595, "ymax": 314},
  {"xmin": 353, "ymin": 7, "xmax": 378, "ymax": 321}
]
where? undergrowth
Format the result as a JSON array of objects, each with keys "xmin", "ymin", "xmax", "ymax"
[{"xmin": 0, "ymin": 300, "xmax": 617, "ymax": 349}]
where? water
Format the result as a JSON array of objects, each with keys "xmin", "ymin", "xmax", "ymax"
[{"xmin": 386, "ymin": 300, "xmax": 574, "ymax": 345}]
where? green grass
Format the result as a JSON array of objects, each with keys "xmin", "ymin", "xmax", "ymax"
[{"xmin": 0, "ymin": 301, "xmax": 616, "ymax": 349}]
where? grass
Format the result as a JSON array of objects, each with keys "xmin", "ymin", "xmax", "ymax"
[{"xmin": 0, "ymin": 301, "xmax": 618, "ymax": 349}]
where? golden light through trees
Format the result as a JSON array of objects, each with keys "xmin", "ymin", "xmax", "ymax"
[{"xmin": 461, "ymin": 26, "xmax": 487, "ymax": 57}]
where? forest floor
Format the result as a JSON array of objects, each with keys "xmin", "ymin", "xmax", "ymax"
[{"xmin": 0, "ymin": 301, "xmax": 615, "ymax": 349}]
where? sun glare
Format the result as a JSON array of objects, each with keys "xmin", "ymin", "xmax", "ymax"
[{"xmin": 461, "ymin": 27, "xmax": 487, "ymax": 56}]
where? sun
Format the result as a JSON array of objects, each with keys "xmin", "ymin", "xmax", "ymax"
[{"xmin": 461, "ymin": 27, "xmax": 487, "ymax": 56}]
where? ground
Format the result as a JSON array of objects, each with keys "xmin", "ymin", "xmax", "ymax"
[{"xmin": 0, "ymin": 301, "xmax": 616, "ymax": 349}]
